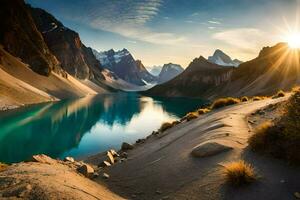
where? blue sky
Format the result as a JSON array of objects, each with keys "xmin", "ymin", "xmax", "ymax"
[{"xmin": 26, "ymin": 0, "xmax": 299, "ymax": 67}]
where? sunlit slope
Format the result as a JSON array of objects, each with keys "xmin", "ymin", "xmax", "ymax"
[{"xmin": 0, "ymin": 46, "xmax": 104, "ymax": 109}]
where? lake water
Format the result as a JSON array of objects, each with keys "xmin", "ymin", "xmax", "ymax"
[{"xmin": 0, "ymin": 93, "xmax": 207, "ymax": 163}]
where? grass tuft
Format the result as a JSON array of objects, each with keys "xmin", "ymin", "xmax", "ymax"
[
  {"xmin": 241, "ymin": 96, "xmax": 249, "ymax": 102},
  {"xmin": 197, "ymin": 108, "xmax": 210, "ymax": 115},
  {"xmin": 0, "ymin": 163, "xmax": 8, "ymax": 172},
  {"xmin": 273, "ymin": 90, "xmax": 285, "ymax": 98},
  {"xmin": 211, "ymin": 97, "xmax": 240, "ymax": 110},
  {"xmin": 223, "ymin": 160, "xmax": 256, "ymax": 186},
  {"xmin": 160, "ymin": 122, "xmax": 173, "ymax": 132},
  {"xmin": 185, "ymin": 112, "xmax": 198, "ymax": 121},
  {"xmin": 248, "ymin": 121, "xmax": 273, "ymax": 152},
  {"xmin": 252, "ymin": 96, "xmax": 266, "ymax": 101}
]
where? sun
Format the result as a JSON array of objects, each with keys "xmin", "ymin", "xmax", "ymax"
[{"xmin": 285, "ymin": 32, "xmax": 300, "ymax": 49}]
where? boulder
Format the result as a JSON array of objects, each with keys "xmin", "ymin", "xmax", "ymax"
[
  {"xmin": 107, "ymin": 151, "xmax": 115, "ymax": 164},
  {"xmin": 191, "ymin": 142, "xmax": 233, "ymax": 158},
  {"xmin": 120, "ymin": 152, "xmax": 128, "ymax": 158},
  {"xmin": 121, "ymin": 142, "xmax": 134, "ymax": 151},
  {"xmin": 103, "ymin": 173, "xmax": 110, "ymax": 179},
  {"xmin": 110, "ymin": 149, "xmax": 119, "ymax": 157},
  {"xmin": 77, "ymin": 164, "xmax": 94, "ymax": 177},
  {"xmin": 64, "ymin": 157, "xmax": 75, "ymax": 162},
  {"xmin": 98, "ymin": 161, "xmax": 111, "ymax": 167},
  {"xmin": 30, "ymin": 154, "xmax": 56, "ymax": 164}
]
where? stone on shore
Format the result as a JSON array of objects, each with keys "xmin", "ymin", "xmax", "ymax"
[
  {"xmin": 103, "ymin": 173, "xmax": 110, "ymax": 179},
  {"xmin": 64, "ymin": 157, "xmax": 75, "ymax": 162},
  {"xmin": 107, "ymin": 151, "xmax": 115, "ymax": 164},
  {"xmin": 121, "ymin": 142, "xmax": 134, "ymax": 151},
  {"xmin": 30, "ymin": 154, "xmax": 56, "ymax": 164},
  {"xmin": 77, "ymin": 164, "xmax": 94, "ymax": 177},
  {"xmin": 191, "ymin": 142, "xmax": 233, "ymax": 158}
]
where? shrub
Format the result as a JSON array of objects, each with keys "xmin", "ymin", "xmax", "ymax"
[
  {"xmin": 249, "ymin": 91, "xmax": 300, "ymax": 164},
  {"xmin": 211, "ymin": 97, "xmax": 240, "ymax": 110},
  {"xmin": 197, "ymin": 108, "xmax": 210, "ymax": 115},
  {"xmin": 160, "ymin": 122, "xmax": 173, "ymax": 132},
  {"xmin": 0, "ymin": 163, "xmax": 7, "ymax": 172},
  {"xmin": 248, "ymin": 121, "xmax": 274, "ymax": 152},
  {"xmin": 185, "ymin": 112, "xmax": 198, "ymax": 121},
  {"xmin": 252, "ymin": 96, "xmax": 265, "ymax": 101},
  {"xmin": 172, "ymin": 120, "xmax": 180, "ymax": 126},
  {"xmin": 241, "ymin": 96, "xmax": 249, "ymax": 102},
  {"xmin": 273, "ymin": 90, "xmax": 285, "ymax": 98},
  {"xmin": 223, "ymin": 160, "xmax": 256, "ymax": 186}
]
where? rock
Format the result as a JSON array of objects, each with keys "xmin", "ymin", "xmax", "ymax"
[
  {"xmin": 131, "ymin": 194, "xmax": 137, "ymax": 198},
  {"xmin": 98, "ymin": 161, "xmax": 111, "ymax": 167},
  {"xmin": 77, "ymin": 164, "xmax": 94, "ymax": 177},
  {"xmin": 30, "ymin": 154, "xmax": 56, "ymax": 164},
  {"xmin": 295, "ymin": 192, "xmax": 300, "ymax": 199},
  {"xmin": 156, "ymin": 190, "xmax": 162, "ymax": 195},
  {"xmin": 93, "ymin": 172, "xmax": 99, "ymax": 178},
  {"xmin": 64, "ymin": 157, "xmax": 75, "ymax": 162},
  {"xmin": 107, "ymin": 151, "xmax": 115, "ymax": 164},
  {"xmin": 121, "ymin": 142, "xmax": 134, "ymax": 151},
  {"xmin": 110, "ymin": 149, "xmax": 119, "ymax": 157},
  {"xmin": 136, "ymin": 139, "xmax": 146, "ymax": 144},
  {"xmin": 120, "ymin": 152, "xmax": 128, "ymax": 158},
  {"xmin": 103, "ymin": 173, "xmax": 110, "ymax": 179},
  {"xmin": 152, "ymin": 131, "xmax": 159, "ymax": 135},
  {"xmin": 191, "ymin": 142, "xmax": 233, "ymax": 158},
  {"xmin": 120, "ymin": 158, "xmax": 127, "ymax": 162}
]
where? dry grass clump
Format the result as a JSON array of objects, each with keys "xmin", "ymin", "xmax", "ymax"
[
  {"xmin": 241, "ymin": 96, "xmax": 249, "ymax": 102},
  {"xmin": 223, "ymin": 160, "xmax": 256, "ymax": 186},
  {"xmin": 249, "ymin": 91, "xmax": 300, "ymax": 164},
  {"xmin": 197, "ymin": 108, "xmax": 210, "ymax": 115},
  {"xmin": 160, "ymin": 122, "xmax": 173, "ymax": 132},
  {"xmin": 0, "ymin": 163, "xmax": 8, "ymax": 172},
  {"xmin": 185, "ymin": 112, "xmax": 198, "ymax": 121},
  {"xmin": 248, "ymin": 121, "xmax": 274, "ymax": 152},
  {"xmin": 273, "ymin": 90, "xmax": 285, "ymax": 98},
  {"xmin": 252, "ymin": 96, "xmax": 266, "ymax": 101},
  {"xmin": 211, "ymin": 97, "xmax": 240, "ymax": 110}
]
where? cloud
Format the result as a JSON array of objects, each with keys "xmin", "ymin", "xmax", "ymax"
[
  {"xmin": 212, "ymin": 28, "xmax": 268, "ymax": 53},
  {"xmin": 69, "ymin": 0, "xmax": 187, "ymax": 45},
  {"xmin": 208, "ymin": 26, "xmax": 216, "ymax": 29},
  {"xmin": 208, "ymin": 20, "xmax": 221, "ymax": 24}
]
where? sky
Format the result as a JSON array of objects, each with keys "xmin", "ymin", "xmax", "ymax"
[{"xmin": 26, "ymin": 0, "xmax": 300, "ymax": 68}]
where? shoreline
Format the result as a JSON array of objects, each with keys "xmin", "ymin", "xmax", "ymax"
[{"xmin": 1, "ymin": 95, "xmax": 299, "ymax": 200}]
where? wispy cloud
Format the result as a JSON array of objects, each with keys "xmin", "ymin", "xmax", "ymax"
[
  {"xmin": 212, "ymin": 28, "xmax": 268, "ymax": 54},
  {"xmin": 208, "ymin": 20, "xmax": 221, "ymax": 24},
  {"xmin": 72, "ymin": 0, "xmax": 187, "ymax": 45}
]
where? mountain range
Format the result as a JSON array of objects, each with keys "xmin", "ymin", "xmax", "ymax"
[
  {"xmin": 92, "ymin": 48, "xmax": 156, "ymax": 86},
  {"xmin": 208, "ymin": 49, "xmax": 243, "ymax": 67},
  {"xmin": 145, "ymin": 43, "xmax": 300, "ymax": 99}
]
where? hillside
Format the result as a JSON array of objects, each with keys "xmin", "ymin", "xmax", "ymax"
[
  {"xmin": 0, "ymin": 0, "xmax": 60, "ymax": 76},
  {"xmin": 145, "ymin": 43, "xmax": 300, "ymax": 99},
  {"xmin": 0, "ymin": 46, "xmax": 105, "ymax": 110}
]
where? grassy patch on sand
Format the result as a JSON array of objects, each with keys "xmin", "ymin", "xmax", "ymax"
[
  {"xmin": 249, "ymin": 90, "xmax": 300, "ymax": 164},
  {"xmin": 211, "ymin": 97, "xmax": 240, "ymax": 110},
  {"xmin": 223, "ymin": 160, "xmax": 256, "ymax": 186}
]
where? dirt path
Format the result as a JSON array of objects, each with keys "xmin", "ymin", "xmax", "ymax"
[{"xmin": 93, "ymin": 96, "xmax": 300, "ymax": 200}]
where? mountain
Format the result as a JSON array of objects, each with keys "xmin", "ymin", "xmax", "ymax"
[
  {"xmin": 29, "ymin": 6, "xmax": 106, "ymax": 85},
  {"xmin": 144, "ymin": 43, "xmax": 300, "ymax": 99},
  {"xmin": 208, "ymin": 49, "xmax": 242, "ymax": 67},
  {"xmin": 149, "ymin": 66, "xmax": 163, "ymax": 76},
  {"xmin": 0, "ymin": 0, "xmax": 60, "ymax": 76},
  {"xmin": 144, "ymin": 57, "xmax": 233, "ymax": 97},
  {"xmin": 93, "ymin": 48, "xmax": 157, "ymax": 86},
  {"xmin": 157, "ymin": 63, "xmax": 184, "ymax": 84}
]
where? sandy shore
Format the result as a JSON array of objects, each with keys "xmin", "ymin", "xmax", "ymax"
[{"xmin": 86, "ymin": 96, "xmax": 300, "ymax": 200}]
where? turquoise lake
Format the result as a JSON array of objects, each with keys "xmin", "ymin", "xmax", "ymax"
[{"xmin": 0, "ymin": 93, "xmax": 207, "ymax": 163}]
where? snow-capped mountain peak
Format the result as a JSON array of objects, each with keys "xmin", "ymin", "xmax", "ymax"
[{"xmin": 208, "ymin": 49, "xmax": 242, "ymax": 67}]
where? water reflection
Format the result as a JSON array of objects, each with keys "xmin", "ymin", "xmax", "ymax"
[{"xmin": 0, "ymin": 93, "xmax": 205, "ymax": 163}]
